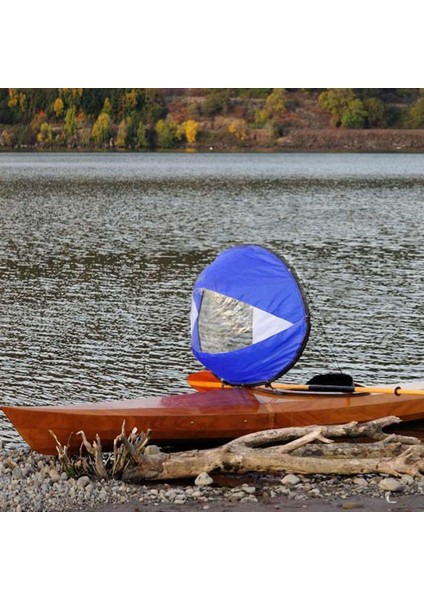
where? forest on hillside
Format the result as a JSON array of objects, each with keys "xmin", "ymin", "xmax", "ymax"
[{"xmin": 1, "ymin": 88, "xmax": 424, "ymax": 151}]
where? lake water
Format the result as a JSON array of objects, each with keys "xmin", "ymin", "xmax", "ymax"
[{"xmin": 1, "ymin": 152, "xmax": 424, "ymax": 446}]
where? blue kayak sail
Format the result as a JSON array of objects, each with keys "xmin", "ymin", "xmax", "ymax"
[{"xmin": 191, "ymin": 245, "xmax": 310, "ymax": 385}]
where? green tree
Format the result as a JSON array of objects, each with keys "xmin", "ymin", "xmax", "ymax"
[
  {"xmin": 126, "ymin": 115, "xmax": 139, "ymax": 148},
  {"xmin": 21, "ymin": 89, "xmax": 57, "ymax": 120},
  {"xmin": 81, "ymin": 89, "xmax": 108, "ymax": 117},
  {"xmin": 236, "ymin": 89, "xmax": 272, "ymax": 99},
  {"xmin": 253, "ymin": 108, "xmax": 269, "ymax": 128},
  {"xmin": 60, "ymin": 88, "xmax": 83, "ymax": 109},
  {"xmin": 318, "ymin": 88, "xmax": 356, "ymax": 126},
  {"xmin": 141, "ymin": 89, "xmax": 167, "ymax": 124},
  {"xmin": 136, "ymin": 121, "xmax": 148, "ymax": 149},
  {"xmin": 0, "ymin": 89, "xmax": 12, "ymax": 123},
  {"xmin": 102, "ymin": 97, "xmax": 112, "ymax": 115},
  {"xmin": 203, "ymin": 89, "xmax": 232, "ymax": 116},
  {"xmin": 384, "ymin": 103, "xmax": 408, "ymax": 127},
  {"xmin": 264, "ymin": 89, "xmax": 288, "ymax": 117},
  {"xmin": 395, "ymin": 89, "xmax": 418, "ymax": 100},
  {"xmin": 408, "ymin": 98, "xmax": 424, "ymax": 128},
  {"xmin": 13, "ymin": 124, "xmax": 35, "ymax": 145},
  {"xmin": 341, "ymin": 99, "xmax": 367, "ymax": 129},
  {"xmin": 92, "ymin": 112, "xmax": 112, "ymax": 146},
  {"xmin": 187, "ymin": 100, "xmax": 201, "ymax": 118},
  {"xmin": 155, "ymin": 119, "xmax": 179, "ymax": 148},
  {"xmin": 64, "ymin": 107, "xmax": 77, "ymax": 137},
  {"xmin": 363, "ymin": 97, "xmax": 386, "ymax": 127},
  {"xmin": 115, "ymin": 114, "xmax": 149, "ymax": 149},
  {"xmin": 120, "ymin": 90, "xmax": 140, "ymax": 117}
]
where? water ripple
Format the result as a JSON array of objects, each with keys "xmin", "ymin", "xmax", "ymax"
[{"xmin": 0, "ymin": 152, "xmax": 424, "ymax": 446}]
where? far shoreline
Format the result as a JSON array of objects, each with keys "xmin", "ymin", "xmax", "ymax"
[
  {"xmin": 3, "ymin": 128, "xmax": 424, "ymax": 155},
  {"xmin": 2, "ymin": 147, "xmax": 424, "ymax": 155}
]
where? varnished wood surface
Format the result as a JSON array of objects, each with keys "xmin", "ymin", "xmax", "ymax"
[{"xmin": 3, "ymin": 385, "xmax": 424, "ymax": 455}]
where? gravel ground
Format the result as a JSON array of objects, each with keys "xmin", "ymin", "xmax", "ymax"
[{"xmin": 2, "ymin": 444, "xmax": 424, "ymax": 512}]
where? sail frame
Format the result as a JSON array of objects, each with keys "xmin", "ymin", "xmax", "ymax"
[{"xmin": 191, "ymin": 244, "xmax": 311, "ymax": 386}]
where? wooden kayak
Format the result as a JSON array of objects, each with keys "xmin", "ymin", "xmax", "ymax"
[{"xmin": 3, "ymin": 382, "xmax": 424, "ymax": 455}]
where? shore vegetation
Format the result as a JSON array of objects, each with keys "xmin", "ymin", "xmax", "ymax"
[{"xmin": 2, "ymin": 88, "xmax": 424, "ymax": 151}]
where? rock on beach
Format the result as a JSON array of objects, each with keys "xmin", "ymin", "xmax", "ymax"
[
  {"xmin": 378, "ymin": 478, "xmax": 404, "ymax": 492},
  {"xmin": 195, "ymin": 472, "xmax": 214, "ymax": 486},
  {"xmin": 0, "ymin": 445, "xmax": 422, "ymax": 512}
]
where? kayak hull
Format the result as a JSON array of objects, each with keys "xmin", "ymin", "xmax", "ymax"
[{"xmin": 3, "ymin": 385, "xmax": 424, "ymax": 455}]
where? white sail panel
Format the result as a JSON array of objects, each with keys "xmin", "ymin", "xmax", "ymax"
[
  {"xmin": 252, "ymin": 306, "xmax": 293, "ymax": 344},
  {"xmin": 190, "ymin": 298, "xmax": 198, "ymax": 335}
]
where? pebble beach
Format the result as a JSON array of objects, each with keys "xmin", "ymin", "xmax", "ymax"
[{"xmin": 2, "ymin": 443, "xmax": 424, "ymax": 512}]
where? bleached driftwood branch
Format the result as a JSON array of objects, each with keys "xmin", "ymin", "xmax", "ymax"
[{"xmin": 51, "ymin": 416, "xmax": 424, "ymax": 482}]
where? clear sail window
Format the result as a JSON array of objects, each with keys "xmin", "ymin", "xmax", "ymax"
[{"xmin": 198, "ymin": 289, "xmax": 253, "ymax": 353}]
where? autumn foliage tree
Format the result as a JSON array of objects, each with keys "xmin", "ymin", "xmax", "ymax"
[
  {"xmin": 31, "ymin": 111, "xmax": 48, "ymax": 136},
  {"xmin": 53, "ymin": 97, "xmax": 64, "ymax": 119},
  {"xmin": 179, "ymin": 120, "xmax": 199, "ymax": 144},
  {"xmin": 92, "ymin": 113, "xmax": 112, "ymax": 146},
  {"xmin": 8, "ymin": 88, "xmax": 26, "ymax": 112},
  {"xmin": 101, "ymin": 97, "xmax": 112, "ymax": 115},
  {"xmin": 116, "ymin": 118, "xmax": 129, "ymax": 148},
  {"xmin": 36, "ymin": 122, "xmax": 53, "ymax": 145},
  {"xmin": 3, "ymin": 88, "xmax": 424, "ymax": 151},
  {"xmin": 120, "ymin": 90, "xmax": 140, "ymax": 117},
  {"xmin": 228, "ymin": 118, "xmax": 249, "ymax": 141},
  {"xmin": 264, "ymin": 89, "xmax": 288, "ymax": 118},
  {"xmin": 253, "ymin": 109, "xmax": 269, "ymax": 128}
]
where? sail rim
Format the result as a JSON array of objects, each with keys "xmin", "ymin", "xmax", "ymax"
[
  {"xmin": 260, "ymin": 244, "xmax": 311, "ymax": 385},
  {"xmin": 192, "ymin": 243, "xmax": 311, "ymax": 386}
]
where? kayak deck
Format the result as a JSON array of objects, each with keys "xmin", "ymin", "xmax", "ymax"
[{"xmin": 3, "ymin": 385, "xmax": 424, "ymax": 455}]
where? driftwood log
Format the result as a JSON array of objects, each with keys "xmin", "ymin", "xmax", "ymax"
[{"xmin": 50, "ymin": 416, "xmax": 424, "ymax": 483}]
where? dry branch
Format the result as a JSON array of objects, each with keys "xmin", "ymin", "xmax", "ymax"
[
  {"xmin": 111, "ymin": 421, "xmax": 152, "ymax": 478},
  {"xmin": 49, "ymin": 430, "xmax": 73, "ymax": 475},
  {"xmin": 76, "ymin": 430, "xmax": 108, "ymax": 480},
  {"xmin": 121, "ymin": 418, "xmax": 424, "ymax": 482},
  {"xmin": 51, "ymin": 417, "xmax": 424, "ymax": 483}
]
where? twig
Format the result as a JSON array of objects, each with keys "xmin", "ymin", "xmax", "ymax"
[{"xmin": 76, "ymin": 430, "xmax": 108, "ymax": 480}]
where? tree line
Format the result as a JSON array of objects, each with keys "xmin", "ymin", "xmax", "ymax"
[{"xmin": 1, "ymin": 88, "xmax": 424, "ymax": 150}]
